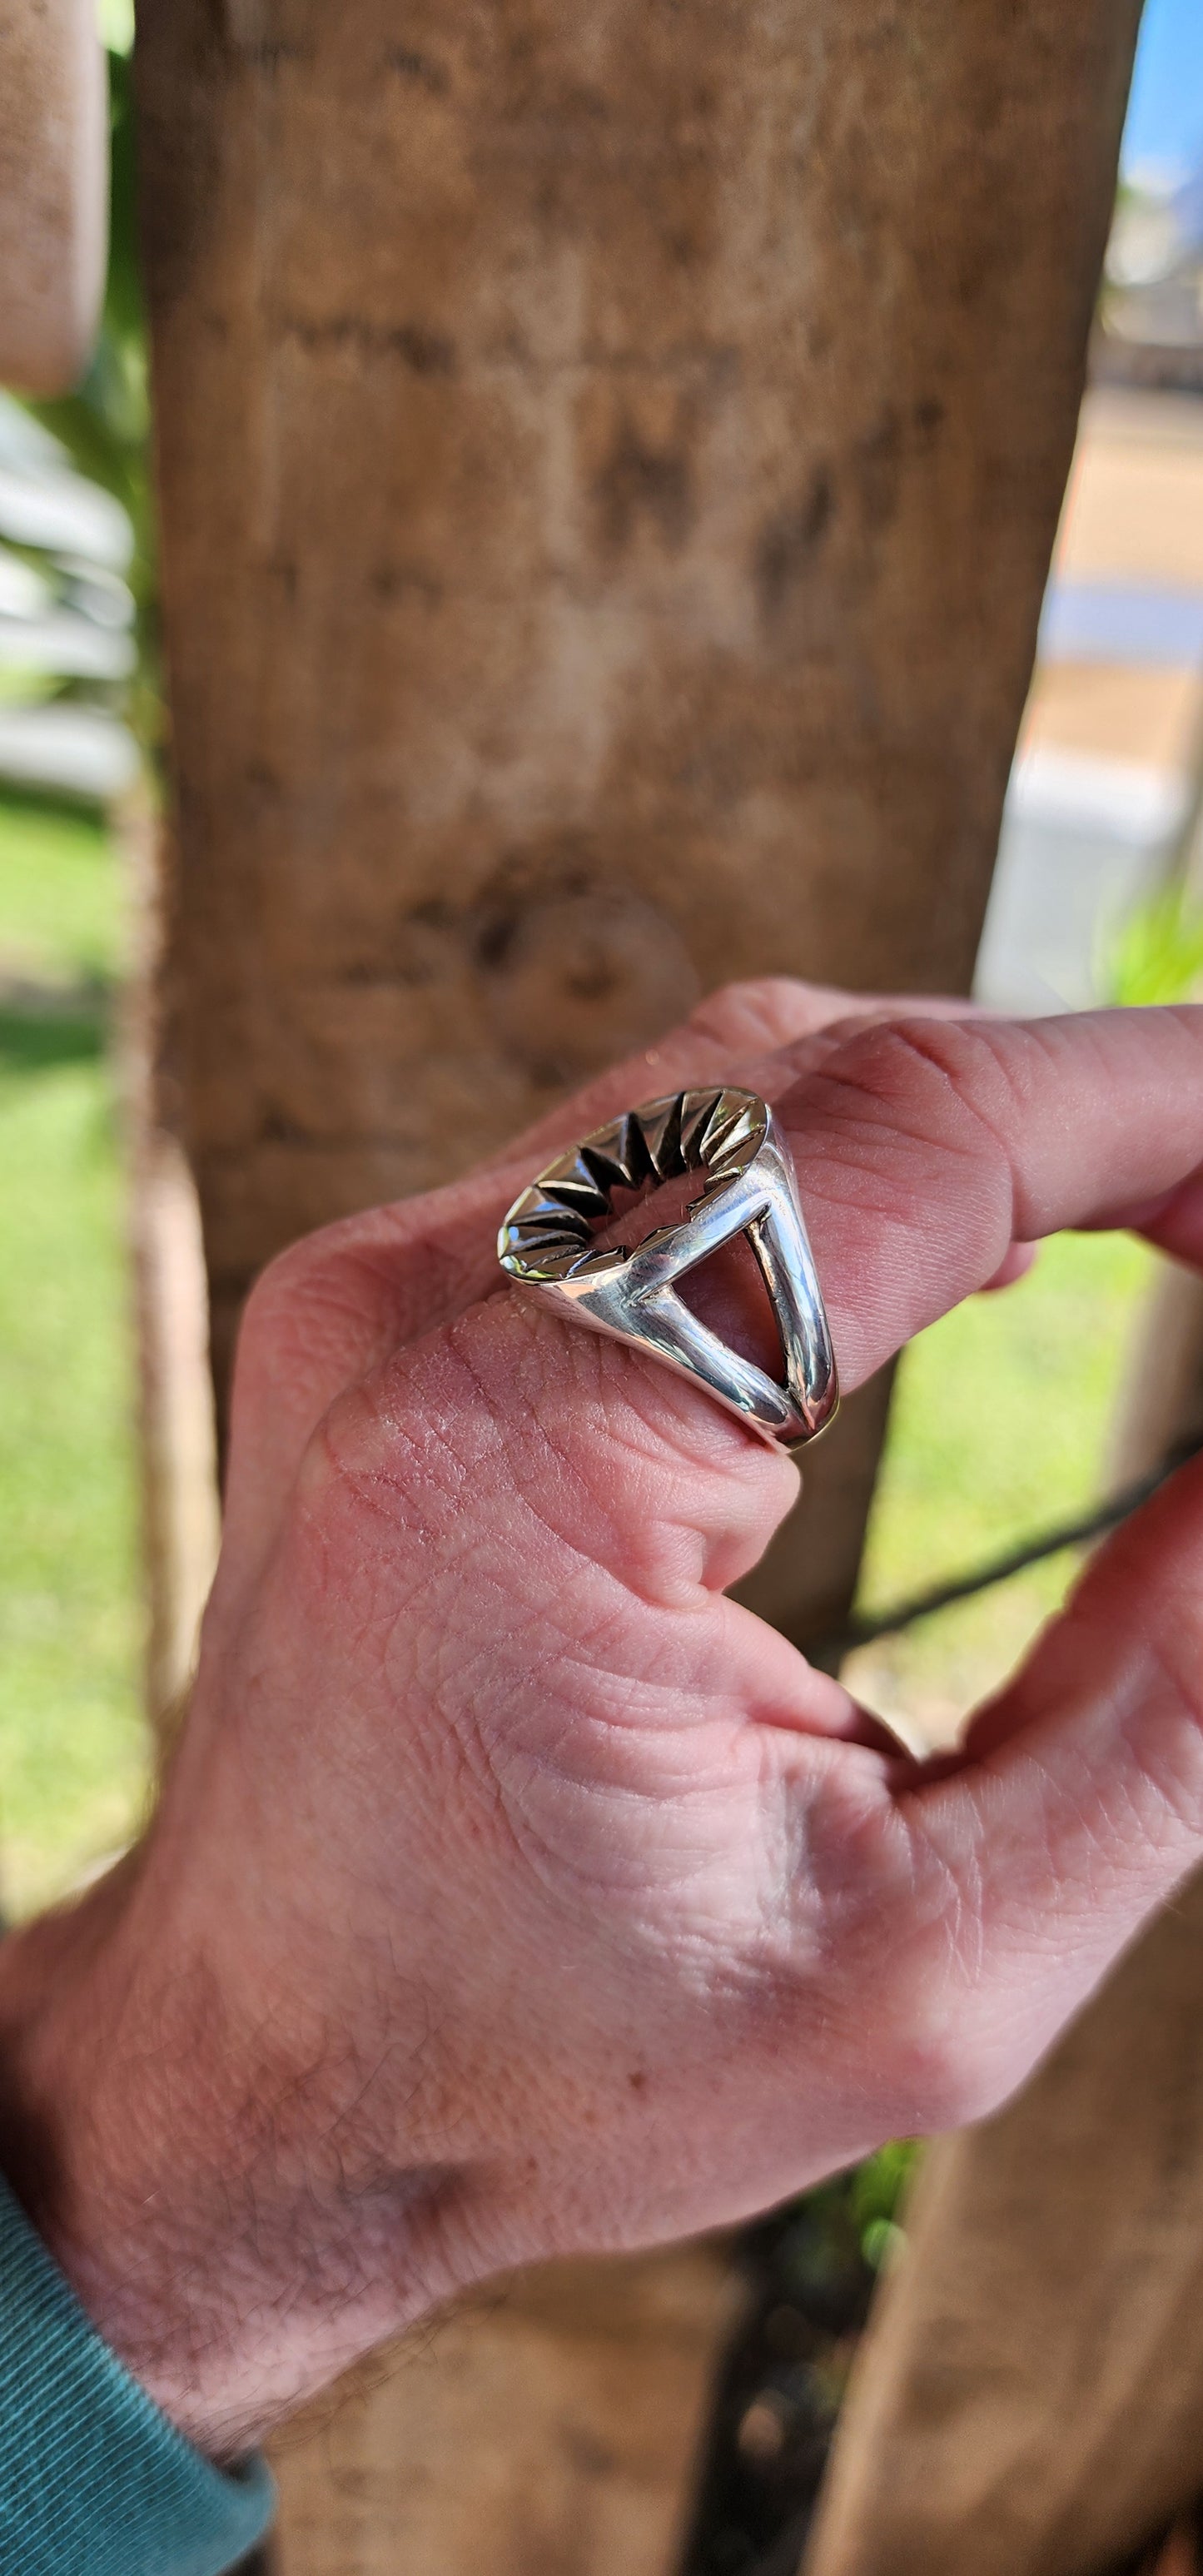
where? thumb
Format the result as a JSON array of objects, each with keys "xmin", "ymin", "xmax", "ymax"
[{"xmin": 910, "ymin": 1450, "xmax": 1203, "ymax": 2071}]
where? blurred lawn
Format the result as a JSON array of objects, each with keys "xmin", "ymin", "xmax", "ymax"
[
  {"xmin": 0, "ymin": 792, "xmax": 1166, "ymax": 1907},
  {"xmin": 0, "ymin": 795, "xmax": 149, "ymax": 1917},
  {"xmin": 0, "ymin": 797, "xmax": 127, "ymax": 987}
]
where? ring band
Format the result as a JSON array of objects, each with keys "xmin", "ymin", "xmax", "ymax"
[{"xmin": 496, "ymin": 1087, "xmax": 838, "ymax": 1447}]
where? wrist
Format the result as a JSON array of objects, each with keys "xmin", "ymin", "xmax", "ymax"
[{"xmin": 0, "ymin": 1853, "xmax": 463, "ymax": 2454}]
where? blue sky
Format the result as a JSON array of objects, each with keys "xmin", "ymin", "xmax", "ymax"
[{"xmin": 1123, "ymin": 0, "xmax": 1203, "ymax": 181}]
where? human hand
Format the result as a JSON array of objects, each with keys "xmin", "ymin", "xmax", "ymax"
[{"xmin": 4, "ymin": 982, "xmax": 1203, "ymax": 2458}]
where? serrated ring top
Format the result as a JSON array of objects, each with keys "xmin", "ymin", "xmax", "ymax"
[{"xmin": 497, "ymin": 1087, "xmax": 769, "ymax": 1284}]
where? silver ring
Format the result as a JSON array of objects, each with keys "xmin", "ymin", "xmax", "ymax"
[{"xmin": 496, "ymin": 1087, "xmax": 838, "ymax": 1447}]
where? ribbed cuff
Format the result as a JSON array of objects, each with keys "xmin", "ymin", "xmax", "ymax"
[{"xmin": 0, "ymin": 2170, "xmax": 274, "ymax": 2576}]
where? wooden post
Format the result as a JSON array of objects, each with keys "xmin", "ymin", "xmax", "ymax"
[
  {"xmin": 268, "ymin": 2249, "xmax": 745, "ymax": 2576},
  {"xmin": 119, "ymin": 793, "xmax": 221, "ymax": 1739},
  {"xmin": 133, "ymin": 0, "xmax": 1116, "ymax": 1404},
  {"xmin": 0, "ymin": 0, "xmax": 107, "ymax": 393},
  {"xmin": 803, "ymin": 1868, "xmax": 1203, "ymax": 2576},
  {"xmin": 132, "ymin": 0, "xmax": 1136, "ymax": 2561}
]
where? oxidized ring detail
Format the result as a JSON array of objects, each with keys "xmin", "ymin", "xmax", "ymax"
[{"xmin": 496, "ymin": 1087, "xmax": 838, "ymax": 1447}]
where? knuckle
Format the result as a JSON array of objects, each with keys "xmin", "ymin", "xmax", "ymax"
[
  {"xmin": 825, "ymin": 1016, "xmax": 986, "ymax": 1124},
  {"xmin": 687, "ymin": 976, "xmax": 822, "ymax": 1052},
  {"xmin": 820, "ymin": 1882, "xmax": 1011, "ymax": 2136},
  {"xmin": 239, "ymin": 1233, "xmax": 331, "ymax": 1350},
  {"xmin": 813, "ymin": 1017, "xmax": 1018, "ymax": 1218},
  {"xmin": 898, "ymin": 2032, "xmax": 1002, "ymax": 2134},
  {"xmin": 867, "ymin": 1941, "xmax": 1021, "ymax": 2135},
  {"xmin": 235, "ymin": 1218, "xmax": 377, "ymax": 1385},
  {"xmin": 867, "ymin": 2002, "xmax": 998, "ymax": 2136}
]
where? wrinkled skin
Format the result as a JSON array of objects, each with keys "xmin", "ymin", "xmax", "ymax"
[{"xmin": 4, "ymin": 980, "xmax": 1203, "ymax": 2457}]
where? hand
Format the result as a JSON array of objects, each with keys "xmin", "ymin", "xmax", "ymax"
[{"xmin": 3, "ymin": 982, "xmax": 1203, "ymax": 2459}]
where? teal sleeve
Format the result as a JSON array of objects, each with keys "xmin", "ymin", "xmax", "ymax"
[{"xmin": 0, "ymin": 2171, "xmax": 275, "ymax": 2575}]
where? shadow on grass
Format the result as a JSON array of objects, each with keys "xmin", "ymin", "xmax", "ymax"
[{"xmin": 0, "ymin": 987, "xmax": 109, "ymax": 1075}]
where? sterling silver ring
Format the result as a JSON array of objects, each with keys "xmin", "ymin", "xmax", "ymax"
[{"xmin": 496, "ymin": 1087, "xmax": 838, "ymax": 1447}]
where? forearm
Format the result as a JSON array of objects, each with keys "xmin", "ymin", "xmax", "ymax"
[{"xmin": 0, "ymin": 1854, "xmax": 456, "ymax": 2459}]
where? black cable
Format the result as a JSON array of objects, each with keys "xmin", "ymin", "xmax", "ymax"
[{"xmin": 819, "ymin": 1430, "xmax": 1203, "ymax": 1663}]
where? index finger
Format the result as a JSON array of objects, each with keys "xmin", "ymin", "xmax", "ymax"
[
  {"xmin": 375, "ymin": 1003, "xmax": 1203, "ymax": 1607},
  {"xmin": 773, "ymin": 1003, "xmax": 1203, "ymax": 1393}
]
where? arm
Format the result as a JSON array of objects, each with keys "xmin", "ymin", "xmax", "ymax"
[{"xmin": 0, "ymin": 2171, "xmax": 271, "ymax": 2576}]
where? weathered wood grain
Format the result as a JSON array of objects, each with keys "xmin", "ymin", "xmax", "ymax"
[
  {"xmin": 134, "ymin": 0, "xmax": 1121, "ymax": 1400},
  {"xmin": 267, "ymin": 2249, "xmax": 743, "ymax": 2576},
  {"xmin": 0, "ymin": 0, "xmax": 107, "ymax": 391}
]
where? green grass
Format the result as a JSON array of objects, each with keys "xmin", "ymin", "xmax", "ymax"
[
  {"xmin": 0, "ymin": 795, "xmax": 148, "ymax": 1915},
  {"xmin": 0, "ymin": 793, "xmax": 126, "ymax": 986}
]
